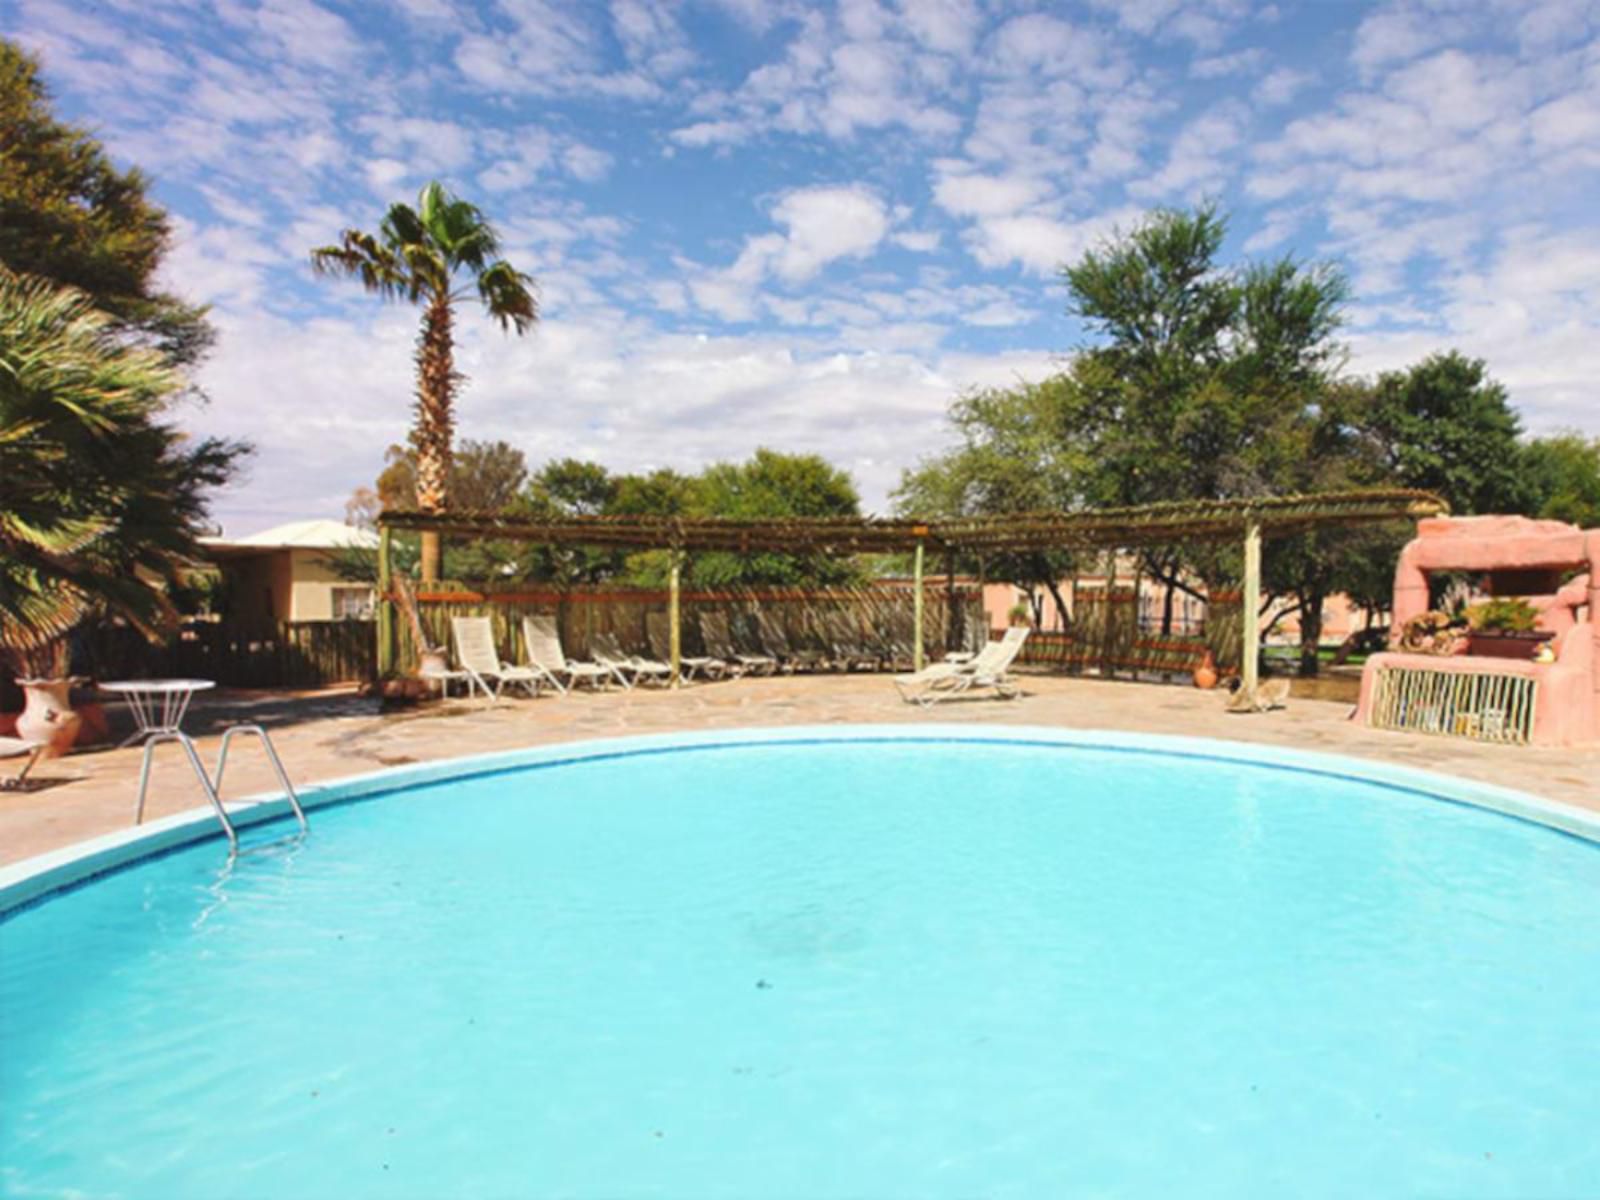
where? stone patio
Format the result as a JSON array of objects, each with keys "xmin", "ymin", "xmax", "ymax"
[{"xmin": 3, "ymin": 671, "xmax": 1596, "ymax": 867}]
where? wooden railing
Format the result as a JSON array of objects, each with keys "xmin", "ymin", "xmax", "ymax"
[
  {"xmin": 79, "ymin": 619, "xmax": 376, "ymax": 688},
  {"xmin": 1014, "ymin": 629, "xmax": 1211, "ymax": 676},
  {"xmin": 1367, "ymin": 665, "xmax": 1539, "ymax": 745}
]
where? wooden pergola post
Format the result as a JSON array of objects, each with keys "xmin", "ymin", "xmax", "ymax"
[
  {"xmin": 668, "ymin": 546, "xmax": 683, "ymax": 688},
  {"xmin": 376, "ymin": 523, "xmax": 395, "ymax": 678},
  {"xmin": 944, "ymin": 548, "xmax": 957, "ymax": 654},
  {"xmin": 912, "ymin": 532, "xmax": 926, "ymax": 671},
  {"xmin": 1103, "ymin": 549, "xmax": 1117, "ymax": 679},
  {"xmin": 1242, "ymin": 518, "xmax": 1262, "ymax": 699}
]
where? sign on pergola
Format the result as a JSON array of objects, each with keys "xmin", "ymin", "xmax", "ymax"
[{"xmin": 377, "ymin": 488, "xmax": 1447, "ymax": 698}]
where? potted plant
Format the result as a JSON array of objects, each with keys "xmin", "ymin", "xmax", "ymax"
[
  {"xmin": 1463, "ymin": 598, "xmax": 1553, "ymax": 660},
  {"xmin": 1007, "ymin": 601, "xmax": 1033, "ymax": 628},
  {"xmin": 5, "ymin": 641, "xmax": 85, "ymax": 758}
]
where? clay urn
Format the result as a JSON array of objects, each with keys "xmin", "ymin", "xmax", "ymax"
[
  {"xmin": 14, "ymin": 677, "xmax": 85, "ymax": 758},
  {"xmin": 1193, "ymin": 650, "xmax": 1219, "ymax": 690}
]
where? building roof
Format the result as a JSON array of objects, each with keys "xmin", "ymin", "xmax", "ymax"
[{"xmin": 201, "ymin": 519, "xmax": 379, "ymax": 556}]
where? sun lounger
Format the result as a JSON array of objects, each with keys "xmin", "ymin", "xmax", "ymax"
[
  {"xmin": 450, "ymin": 615, "xmax": 543, "ymax": 701},
  {"xmin": 880, "ymin": 611, "xmax": 920, "ymax": 672},
  {"xmin": 893, "ymin": 626, "xmax": 1029, "ymax": 706},
  {"xmin": 521, "ymin": 615, "xmax": 618, "ymax": 692},
  {"xmin": 592, "ymin": 631, "xmax": 672, "ymax": 688},
  {"xmin": 0, "ymin": 736, "xmax": 46, "ymax": 789},
  {"xmin": 755, "ymin": 610, "xmax": 827, "ymax": 672},
  {"xmin": 700, "ymin": 612, "xmax": 777, "ymax": 676},
  {"xmin": 646, "ymin": 612, "xmax": 726, "ymax": 682},
  {"xmin": 820, "ymin": 610, "xmax": 881, "ymax": 671}
]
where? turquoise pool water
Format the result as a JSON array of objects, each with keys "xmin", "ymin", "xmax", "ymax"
[{"xmin": 3, "ymin": 736, "xmax": 1598, "ymax": 1198}]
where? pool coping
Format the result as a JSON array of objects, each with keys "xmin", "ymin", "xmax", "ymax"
[{"xmin": 3, "ymin": 723, "xmax": 1596, "ymax": 917}]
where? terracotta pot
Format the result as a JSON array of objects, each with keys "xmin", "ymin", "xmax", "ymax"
[
  {"xmin": 0, "ymin": 711, "xmax": 16, "ymax": 738},
  {"xmin": 74, "ymin": 701, "xmax": 112, "ymax": 746},
  {"xmin": 1192, "ymin": 651, "xmax": 1219, "ymax": 690},
  {"xmin": 1466, "ymin": 630, "xmax": 1556, "ymax": 660},
  {"xmin": 14, "ymin": 677, "xmax": 84, "ymax": 759}
]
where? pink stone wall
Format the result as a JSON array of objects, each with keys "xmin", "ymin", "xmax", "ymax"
[{"xmin": 1360, "ymin": 515, "xmax": 1599, "ymax": 745}]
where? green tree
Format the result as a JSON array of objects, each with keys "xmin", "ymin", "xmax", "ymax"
[
  {"xmin": 610, "ymin": 467, "xmax": 701, "ymax": 517},
  {"xmin": 527, "ymin": 457, "xmax": 617, "ymax": 516},
  {"xmin": 312, "ymin": 181, "xmax": 537, "ymax": 582},
  {"xmin": 0, "ymin": 272, "xmax": 244, "ymax": 673},
  {"xmin": 692, "ymin": 448, "xmax": 862, "ymax": 586},
  {"xmin": 1353, "ymin": 351, "xmax": 1532, "ymax": 515},
  {"xmin": 0, "ymin": 41, "xmax": 212, "ymax": 369},
  {"xmin": 500, "ymin": 459, "xmax": 622, "ymax": 586},
  {"xmin": 372, "ymin": 438, "xmax": 530, "ymax": 513},
  {"xmin": 1058, "ymin": 205, "xmax": 1353, "ymax": 650},
  {"xmin": 1522, "ymin": 431, "xmax": 1600, "ymax": 529},
  {"xmin": 893, "ymin": 375, "xmax": 1091, "ymax": 624}
]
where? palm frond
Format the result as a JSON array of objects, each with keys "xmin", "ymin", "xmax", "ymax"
[
  {"xmin": 477, "ymin": 261, "xmax": 538, "ymax": 333},
  {"xmin": 310, "ymin": 232, "xmax": 411, "ymax": 300}
]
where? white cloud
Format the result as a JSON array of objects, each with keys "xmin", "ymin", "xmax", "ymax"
[
  {"xmin": 1191, "ymin": 47, "xmax": 1265, "ymax": 79},
  {"xmin": 191, "ymin": 298, "xmax": 1061, "ymax": 530},
  {"xmin": 1254, "ymin": 66, "xmax": 1313, "ymax": 107},
  {"xmin": 932, "ymin": 167, "xmax": 1048, "ymax": 218},
  {"xmin": 1129, "ymin": 103, "xmax": 1245, "ymax": 198},
  {"xmin": 686, "ymin": 184, "xmax": 892, "ymax": 318},
  {"xmin": 961, "ymin": 209, "xmax": 1134, "ymax": 276}
]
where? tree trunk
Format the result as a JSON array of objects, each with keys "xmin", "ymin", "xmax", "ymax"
[
  {"xmin": 414, "ymin": 297, "xmax": 457, "ymax": 583},
  {"xmin": 1042, "ymin": 577, "xmax": 1070, "ymax": 633},
  {"xmin": 1161, "ymin": 581, "xmax": 1175, "ymax": 636},
  {"xmin": 1297, "ymin": 588, "xmax": 1325, "ymax": 677}
]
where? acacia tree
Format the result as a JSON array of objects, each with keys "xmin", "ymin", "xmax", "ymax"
[
  {"xmin": 893, "ymin": 375, "xmax": 1091, "ymax": 625},
  {"xmin": 312, "ymin": 182, "xmax": 537, "ymax": 581},
  {"xmin": 0, "ymin": 40, "xmax": 212, "ymax": 369}
]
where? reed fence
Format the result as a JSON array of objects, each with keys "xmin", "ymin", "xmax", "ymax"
[{"xmin": 398, "ymin": 583, "xmax": 987, "ymax": 676}]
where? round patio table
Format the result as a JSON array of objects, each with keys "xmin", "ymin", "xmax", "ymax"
[{"xmin": 98, "ymin": 679, "xmax": 215, "ymax": 747}]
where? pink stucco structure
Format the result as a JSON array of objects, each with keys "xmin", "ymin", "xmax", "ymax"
[{"xmin": 1355, "ymin": 516, "xmax": 1600, "ymax": 746}]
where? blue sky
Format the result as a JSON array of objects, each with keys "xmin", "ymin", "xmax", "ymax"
[{"xmin": 10, "ymin": 0, "xmax": 1600, "ymax": 534}]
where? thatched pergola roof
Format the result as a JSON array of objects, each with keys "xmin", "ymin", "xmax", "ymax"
[
  {"xmin": 377, "ymin": 488, "xmax": 1447, "ymax": 554},
  {"xmin": 375, "ymin": 488, "xmax": 1447, "ymax": 698}
]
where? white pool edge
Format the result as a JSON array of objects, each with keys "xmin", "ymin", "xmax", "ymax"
[{"xmin": 3, "ymin": 723, "xmax": 1596, "ymax": 916}]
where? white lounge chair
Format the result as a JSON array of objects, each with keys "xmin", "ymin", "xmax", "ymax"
[
  {"xmin": 700, "ymin": 612, "xmax": 777, "ymax": 676},
  {"xmin": 520, "ymin": 614, "xmax": 617, "ymax": 692},
  {"xmin": 756, "ymin": 610, "xmax": 827, "ymax": 672},
  {"xmin": 645, "ymin": 613, "xmax": 726, "ymax": 682},
  {"xmin": 450, "ymin": 616, "xmax": 543, "ymax": 702},
  {"xmin": 0, "ymin": 737, "xmax": 46, "ymax": 789},
  {"xmin": 592, "ymin": 631, "xmax": 672, "ymax": 689},
  {"xmin": 893, "ymin": 626, "xmax": 1030, "ymax": 707}
]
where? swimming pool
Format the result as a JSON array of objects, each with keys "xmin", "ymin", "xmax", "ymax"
[{"xmin": 3, "ymin": 727, "xmax": 1598, "ymax": 1198}]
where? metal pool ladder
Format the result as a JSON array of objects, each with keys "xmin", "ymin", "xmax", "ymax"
[{"xmin": 134, "ymin": 724, "xmax": 308, "ymax": 857}]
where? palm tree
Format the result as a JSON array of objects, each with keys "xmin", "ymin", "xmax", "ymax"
[
  {"xmin": 0, "ymin": 270, "xmax": 242, "ymax": 674},
  {"xmin": 311, "ymin": 181, "xmax": 537, "ymax": 581}
]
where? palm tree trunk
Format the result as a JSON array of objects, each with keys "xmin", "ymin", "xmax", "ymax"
[{"xmin": 414, "ymin": 297, "xmax": 456, "ymax": 582}]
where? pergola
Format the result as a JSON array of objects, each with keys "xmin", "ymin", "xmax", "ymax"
[{"xmin": 377, "ymin": 488, "xmax": 1447, "ymax": 698}]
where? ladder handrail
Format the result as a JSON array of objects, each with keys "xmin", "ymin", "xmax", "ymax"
[
  {"xmin": 132, "ymin": 724, "xmax": 307, "ymax": 857},
  {"xmin": 135, "ymin": 732, "xmax": 238, "ymax": 855},
  {"xmin": 213, "ymin": 724, "xmax": 308, "ymax": 834}
]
